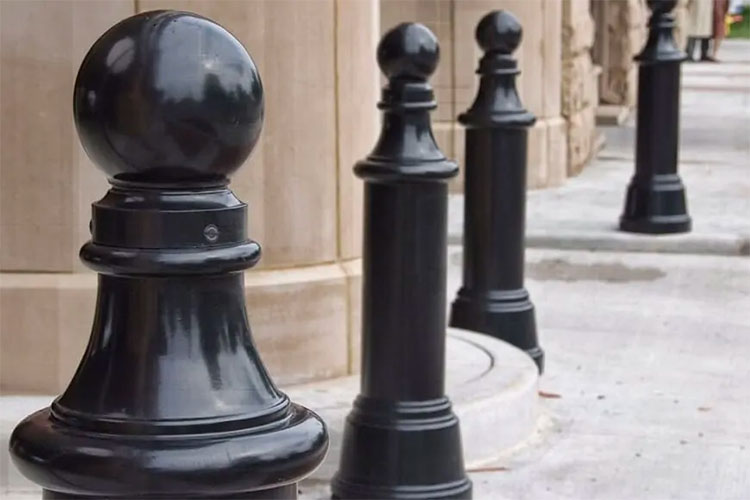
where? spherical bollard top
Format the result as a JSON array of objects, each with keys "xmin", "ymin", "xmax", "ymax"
[
  {"xmin": 74, "ymin": 10, "xmax": 264, "ymax": 183},
  {"xmin": 647, "ymin": 0, "xmax": 678, "ymax": 14},
  {"xmin": 377, "ymin": 23, "xmax": 439, "ymax": 81},
  {"xmin": 476, "ymin": 10, "xmax": 522, "ymax": 55}
]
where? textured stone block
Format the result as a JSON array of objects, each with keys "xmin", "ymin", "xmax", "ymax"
[
  {"xmin": 1, "ymin": 264, "xmax": 355, "ymax": 393},
  {"xmin": 0, "ymin": 274, "xmax": 97, "ymax": 394},
  {"xmin": 566, "ymin": 106, "xmax": 598, "ymax": 176},
  {"xmin": 593, "ymin": 0, "xmax": 647, "ymax": 108},
  {"xmin": 563, "ymin": 53, "xmax": 596, "ymax": 116},
  {"xmin": 527, "ymin": 117, "xmax": 568, "ymax": 190},
  {"xmin": 243, "ymin": 265, "xmax": 350, "ymax": 385},
  {"xmin": 343, "ymin": 259, "xmax": 362, "ymax": 374},
  {"xmin": 0, "ymin": 1, "xmax": 131, "ymax": 272},
  {"xmin": 562, "ymin": 0, "xmax": 595, "ymax": 58},
  {"xmin": 141, "ymin": 0, "xmax": 339, "ymax": 269},
  {"xmin": 336, "ymin": 0, "xmax": 378, "ymax": 260}
]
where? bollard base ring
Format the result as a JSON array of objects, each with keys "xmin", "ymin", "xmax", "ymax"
[
  {"xmin": 619, "ymin": 215, "xmax": 692, "ymax": 234},
  {"xmin": 11, "ymin": 404, "xmax": 327, "ymax": 499},
  {"xmin": 42, "ymin": 484, "xmax": 298, "ymax": 499},
  {"xmin": 331, "ymin": 396, "xmax": 471, "ymax": 499},
  {"xmin": 450, "ymin": 288, "xmax": 544, "ymax": 373}
]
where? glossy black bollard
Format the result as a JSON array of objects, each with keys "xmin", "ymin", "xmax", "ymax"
[
  {"xmin": 330, "ymin": 23, "xmax": 472, "ymax": 500},
  {"xmin": 449, "ymin": 11, "xmax": 543, "ymax": 373},
  {"xmin": 9, "ymin": 11, "xmax": 327, "ymax": 499},
  {"xmin": 620, "ymin": 0, "xmax": 691, "ymax": 234}
]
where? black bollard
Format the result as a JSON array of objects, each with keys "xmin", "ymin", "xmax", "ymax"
[
  {"xmin": 9, "ymin": 11, "xmax": 327, "ymax": 499},
  {"xmin": 620, "ymin": 0, "xmax": 691, "ymax": 234},
  {"xmin": 449, "ymin": 11, "xmax": 543, "ymax": 373},
  {"xmin": 330, "ymin": 23, "xmax": 472, "ymax": 500}
]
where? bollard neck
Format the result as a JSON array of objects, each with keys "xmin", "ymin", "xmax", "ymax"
[
  {"xmin": 354, "ymin": 79, "xmax": 458, "ymax": 182},
  {"xmin": 460, "ymin": 52, "xmax": 535, "ymax": 128},
  {"xmin": 53, "ymin": 272, "xmax": 287, "ymax": 436},
  {"xmin": 81, "ymin": 182, "xmax": 261, "ymax": 276},
  {"xmin": 379, "ymin": 79, "xmax": 436, "ymax": 111},
  {"xmin": 636, "ymin": 9, "xmax": 686, "ymax": 64},
  {"xmin": 109, "ymin": 173, "xmax": 230, "ymax": 191}
]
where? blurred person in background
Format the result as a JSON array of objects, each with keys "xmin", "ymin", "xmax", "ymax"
[
  {"xmin": 711, "ymin": 0, "xmax": 731, "ymax": 60},
  {"xmin": 686, "ymin": 0, "xmax": 715, "ymax": 61}
]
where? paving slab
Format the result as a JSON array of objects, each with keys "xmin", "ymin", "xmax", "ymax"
[{"xmin": 449, "ymin": 246, "xmax": 750, "ymax": 500}]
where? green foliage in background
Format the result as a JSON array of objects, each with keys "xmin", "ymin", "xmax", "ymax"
[{"xmin": 729, "ymin": 6, "xmax": 750, "ymax": 38}]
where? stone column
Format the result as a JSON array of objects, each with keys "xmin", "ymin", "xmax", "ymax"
[
  {"xmin": 380, "ymin": 0, "xmax": 567, "ymax": 190},
  {"xmin": 1, "ymin": 0, "xmax": 133, "ymax": 393},
  {"xmin": 673, "ymin": 0, "xmax": 690, "ymax": 51},
  {"xmin": 0, "ymin": 0, "xmax": 378, "ymax": 393},
  {"xmin": 562, "ymin": 0, "xmax": 601, "ymax": 176},
  {"xmin": 592, "ymin": 0, "xmax": 648, "ymax": 124}
]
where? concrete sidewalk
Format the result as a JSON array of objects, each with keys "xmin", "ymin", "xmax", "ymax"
[
  {"xmin": 453, "ymin": 247, "xmax": 750, "ymax": 499},
  {"xmin": 5, "ymin": 244, "xmax": 746, "ymax": 500},
  {"xmin": 449, "ymin": 39, "xmax": 750, "ymax": 257},
  {"xmin": 302, "ymin": 243, "xmax": 750, "ymax": 498}
]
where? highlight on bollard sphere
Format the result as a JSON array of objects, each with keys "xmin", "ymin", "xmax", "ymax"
[{"xmin": 73, "ymin": 10, "xmax": 264, "ymax": 183}]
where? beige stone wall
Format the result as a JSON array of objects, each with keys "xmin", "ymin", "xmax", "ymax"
[
  {"xmin": 381, "ymin": 0, "xmax": 567, "ymax": 191},
  {"xmin": 0, "ymin": 0, "xmax": 131, "ymax": 393},
  {"xmin": 0, "ymin": 0, "xmax": 378, "ymax": 393},
  {"xmin": 0, "ymin": 0, "xmax": 656, "ymax": 393},
  {"xmin": 592, "ymin": 0, "xmax": 648, "ymax": 109},
  {"xmin": 673, "ymin": 0, "xmax": 691, "ymax": 51},
  {"xmin": 562, "ymin": 0, "xmax": 600, "ymax": 176}
]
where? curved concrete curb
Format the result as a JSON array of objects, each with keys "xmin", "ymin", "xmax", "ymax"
[
  {"xmin": 449, "ymin": 195, "xmax": 750, "ymax": 258},
  {"xmin": 286, "ymin": 328, "xmax": 539, "ymax": 480},
  {"xmin": 448, "ymin": 329, "xmax": 540, "ymax": 467},
  {"xmin": 525, "ymin": 229, "xmax": 750, "ymax": 257}
]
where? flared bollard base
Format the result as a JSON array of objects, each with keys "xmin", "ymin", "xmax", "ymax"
[
  {"xmin": 620, "ymin": 174, "xmax": 691, "ymax": 234},
  {"xmin": 331, "ymin": 396, "xmax": 472, "ymax": 500},
  {"xmin": 450, "ymin": 288, "xmax": 544, "ymax": 373},
  {"xmin": 43, "ymin": 485, "xmax": 298, "ymax": 499},
  {"xmin": 11, "ymin": 404, "xmax": 326, "ymax": 500},
  {"xmin": 620, "ymin": 215, "xmax": 692, "ymax": 234}
]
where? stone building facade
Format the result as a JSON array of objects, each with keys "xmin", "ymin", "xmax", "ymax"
[
  {"xmin": 381, "ymin": 0, "xmax": 569, "ymax": 191},
  {"xmin": 563, "ymin": 0, "xmax": 602, "ymax": 176},
  {"xmin": 593, "ymin": 0, "xmax": 648, "ymax": 122},
  {"xmin": 381, "ymin": 0, "xmax": 648, "ymax": 187},
  {"xmin": 0, "ymin": 0, "xmax": 379, "ymax": 393},
  {"xmin": 1, "ymin": 0, "xmax": 662, "ymax": 393}
]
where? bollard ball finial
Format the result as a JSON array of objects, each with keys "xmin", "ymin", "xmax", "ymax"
[
  {"xmin": 476, "ymin": 10, "xmax": 522, "ymax": 55},
  {"xmin": 74, "ymin": 10, "xmax": 263, "ymax": 183},
  {"xmin": 377, "ymin": 23, "xmax": 439, "ymax": 81},
  {"xmin": 647, "ymin": 0, "xmax": 678, "ymax": 14}
]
